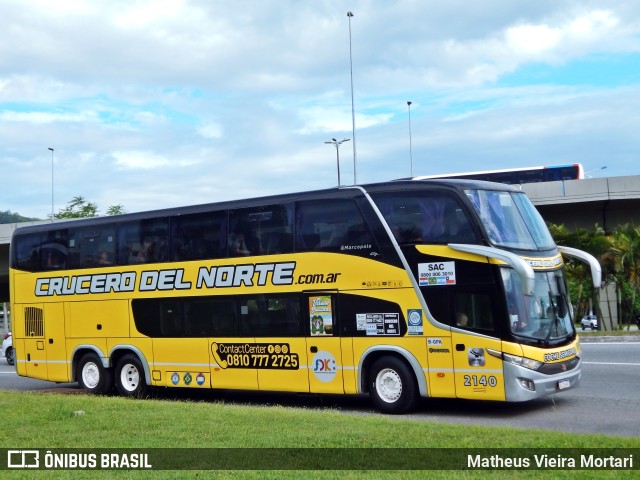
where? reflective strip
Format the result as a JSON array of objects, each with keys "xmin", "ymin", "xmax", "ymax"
[
  {"xmin": 425, "ymin": 368, "xmax": 502, "ymax": 374},
  {"xmin": 13, "ymin": 359, "xmax": 69, "ymax": 364}
]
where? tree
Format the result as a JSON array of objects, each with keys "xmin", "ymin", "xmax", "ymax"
[
  {"xmin": 610, "ymin": 224, "xmax": 640, "ymax": 329},
  {"xmin": 52, "ymin": 196, "xmax": 126, "ymax": 219},
  {"xmin": 548, "ymin": 223, "xmax": 612, "ymax": 325}
]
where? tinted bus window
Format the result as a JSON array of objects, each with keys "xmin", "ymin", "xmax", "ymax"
[
  {"xmin": 118, "ymin": 218, "xmax": 169, "ymax": 265},
  {"xmin": 68, "ymin": 225, "xmax": 116, "ymax": 268},
  {"xmin": 12, "ymin": 230, "xmax": 68, "ymax": 272},
  {"xmin": 240, "ymin": 294, "xmax": 302, "ymax": 337},
  {"xmin": 12, "ymin": 232, "xmax": 44, "ymax": 271},
  {"xmin": 184, "ymin": 298, "xmax": 237, "ymax": 336},
  {"xmin": 132, "ymin": 296, "xmax": 238, "ymax": 337},
  {"xmin": 171, "ymin": 211, "xmax": 228, "ymax": 261},
  {"xmin": 372, "ymin": 191, "xmax": 478, "ymax": 244},
  {"xmin": 229, "ymin": 204, "xmax": 294, "ymax": 257},
  {"xmin": 295, "ymin": 199, "xmax": 377, "ymax": 256}
]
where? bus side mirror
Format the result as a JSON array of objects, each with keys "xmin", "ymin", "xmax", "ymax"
[
  {"xmin": 448, "ymin": 244, "xmax": 535, "ymax": 296},
  {"xmin": 557, "ymin": 246, "xmax": 602, "ymax": 289}
]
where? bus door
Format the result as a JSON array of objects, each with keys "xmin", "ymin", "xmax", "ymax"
[
  {"xmin": 451, "ymin": 291, "xmax": 506, "ymax": 401},
  {"xmin": 305, "ymin": 293, "xmax": 344, "ymax": 394},
  {"xmin": 19, "ymin": 303, "xmax": 65, "ymax": 382}
]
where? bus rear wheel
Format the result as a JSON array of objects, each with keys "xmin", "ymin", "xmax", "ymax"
[
  {"xmin": 77, "ymin": 353, "xmax": 112, "ymax": 394},
  {"xmin": 115, "ymin": 354, "xmax": 148, "ymax": 397},
  {"xmin": 369, "ymin": 356, "xmax": 417, "ymax": 414}
]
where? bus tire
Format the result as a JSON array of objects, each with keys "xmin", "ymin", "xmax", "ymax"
[
  {"xmin": 115, "ymin": 354, "xmax": 148, "ymax": 398},
  {"xmin": 369, "ymin": 356, "xmax": 417, "ymax": 414},
  {"xmin": 77, "ymin": 353, "xmax": 112, "ymax": 394}
]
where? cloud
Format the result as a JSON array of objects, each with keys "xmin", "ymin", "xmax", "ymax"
[
  {"xmin": 196, "ymin": 123, "xmax": 223, "ymax": 139},
  {"xmin": 1, "ymin": 0, "xmax": 640, "ymax": 220},
  {"xmin": 505, "ymin": 9, "xmax": 620, "ymax": 61},
  {"xmin": 0, "ymin": 109, "xmax": 98, "ymax": 124},
  {"xmin": 111, "ymin": 150, "xmax": 204, "ymax": 170}
]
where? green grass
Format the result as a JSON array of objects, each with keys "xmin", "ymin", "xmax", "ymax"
[{"xmin": 1, "ymin": 389, "xmax": 638, "ymax": 479}]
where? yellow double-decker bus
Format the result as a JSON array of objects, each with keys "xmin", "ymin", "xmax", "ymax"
[{"xmin": 9, "ymin": 179, "xmax": 600, "ymax": 413}]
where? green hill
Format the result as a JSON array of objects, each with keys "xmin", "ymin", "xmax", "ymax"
[{"xmin": 0, "ymin": 209, "xmax": 41, "ymax": 224}]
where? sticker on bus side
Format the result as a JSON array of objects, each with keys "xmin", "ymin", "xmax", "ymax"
[
  {"xmin": 407, "ymin": 309, "xmax": 423, "ymax": 335},
  {"xmin": 309, "ymin": 295, "xmax": 334, "ymax": 336},
  {"xmin": 356, "ymin": 313, "xmax": 400, "ymax": 336},
  {"xmin": 210, "ymin": 342, "xmax": 299, "ymax": 370},
  {"xmin": 312, "ymin": 351, "xmax": 337, "ymax": 382},
  {"xmin": 418, "ymin": 261, "xmax": 456, "ymax": 286}
]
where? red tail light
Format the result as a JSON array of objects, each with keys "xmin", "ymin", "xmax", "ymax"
[{"xmin": 3, "ymin": 333, "xmax": 10, "ymax": 340}]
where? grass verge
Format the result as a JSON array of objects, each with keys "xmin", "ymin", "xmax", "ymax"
[{"xmin": 0, "ymin": 389, "xmax": 638, "ymax": 479}]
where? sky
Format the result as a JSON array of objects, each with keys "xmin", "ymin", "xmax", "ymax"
[{"xmin": 1, "ymin": 0, "xmax": 640, "ymax": 219}]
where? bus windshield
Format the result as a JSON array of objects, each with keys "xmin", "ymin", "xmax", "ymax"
[
  {"xmin": 502, "ymin": 267, "xmax": 575, "ymax": 344},
  {"xmin": 465, "ymin": 189, "xmax": 555, "ymax": 250}
]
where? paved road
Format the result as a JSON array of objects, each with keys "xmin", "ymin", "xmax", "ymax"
[{"xmin": 1, "ymin": 338, "xmax": 638, "ymax": 438}]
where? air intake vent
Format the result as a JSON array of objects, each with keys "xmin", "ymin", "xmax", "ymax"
[{"xmin": 24, "ymin": 306, "xmax": 44, "ymax": 337}]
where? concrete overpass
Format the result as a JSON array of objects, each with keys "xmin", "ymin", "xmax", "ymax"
[
  {"xmin": 521, "ymin": 175, "xmax": 640, "ymax": 232},
  {"xmin": 1, "ymin": 174, "xmax": 640, "ymax": 304}
]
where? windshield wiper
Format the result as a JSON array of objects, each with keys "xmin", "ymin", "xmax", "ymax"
[{"xmin": 544, "ymin": 293, "xmax": 560, "ymax": 346}]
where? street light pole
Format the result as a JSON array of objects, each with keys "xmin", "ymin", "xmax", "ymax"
[
  {"xmin": 585, "ymin": 166, "xmax": 608, "ymax": 178},
  {"xmin": 324, "ymin": 138, "xmax": 350, "ymax": 186},
  {"xmin": 347, "ymin": 11, "xmax": 357, "ymax": 184},
  {"xmin": 407, "ymin": 101, "xmax": 413, "ymax": 177},
  {"xmin": 48, "ymin": 147, "xmax": 54, "ymax": 220}
]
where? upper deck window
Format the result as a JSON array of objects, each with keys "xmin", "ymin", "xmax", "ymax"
[
  {"xmin": 295, "ymin": 199, "xmax": 379, "ymax": 256},
  {"xmin": 371, "ymin": 191, "xmax": 478, "ymax": 245},
  {"xmin": 12, "ymin": 230, "xmax": 67, "ymax": 272},
  {"xmin": 465, "ymin": 189, "xmax": 555, "ymax": 250}
]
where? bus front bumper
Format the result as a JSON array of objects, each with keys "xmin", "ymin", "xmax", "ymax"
[{"xmin": 503, "ymin": 357, "xmax": 582, "ymax": 402}]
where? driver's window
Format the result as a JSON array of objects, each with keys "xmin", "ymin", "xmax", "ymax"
[{"xmin": 454, "ymin": 292, "xmax": 494, "ymax": 332}]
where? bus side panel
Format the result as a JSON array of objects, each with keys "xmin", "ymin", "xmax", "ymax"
[
  {"xmin": 340, "ymin": 338, "xmax": 357, "ymax": 394},
  {"xmin": 68, "ymin": 300, "xmax": 130, "ymax": 338},
  {"xmin": 149, "ymin": 338, "xmax": 210, "ymax": 388},
  {"xmin": 451, "ymin": 331, "xmax": 505, "ymax": 401},
  {"xmin": 12, "ymin": 305, "xmax": 27, "ymax": 377},
  {"xmin": 13, "ymin": 303, "xmax": 49, "ymax": 381},
  {"xmin": 258, "ymin": 338, "xmax": 309, "ymax": 392},
  {"xmin": 45, "ymin": 302, "xmax": 69, "ymax": 382},
  {"xmin": 209, "ymin": 338, "xmax": 259, "ymax": 390},
  {"xmin": 425, "ymin": 336, "xmax": 456, "ymax": 398}
]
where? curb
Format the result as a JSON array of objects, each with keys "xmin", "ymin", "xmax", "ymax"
[{"xmin": 579, "ymin": 335, "xmax": 640, "ymax": 343}]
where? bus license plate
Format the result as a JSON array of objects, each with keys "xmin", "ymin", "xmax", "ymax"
[{"xmin": 558, "ymin": 380, "xmax": 570, "ymax": 390}]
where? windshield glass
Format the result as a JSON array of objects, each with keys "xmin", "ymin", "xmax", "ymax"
[
  {"xmin": 502, "ymin": 267, "xmax": 575, "ymax": 344},
  {"xmin": 465, "ymin": 189, "xmax": 555, "ymax": 250}
]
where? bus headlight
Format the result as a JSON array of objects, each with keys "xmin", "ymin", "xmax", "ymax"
[{"xmin": 503, "ymin": 353, "xmax": 543, "ymax": 371}]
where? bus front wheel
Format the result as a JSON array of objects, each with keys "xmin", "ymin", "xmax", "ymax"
[
  {"xmin": 115, "ymin": 354, "xmax": 148, "ymax": 397},
  {"xmin": 77, "ymin": 353, "xmax": 112, "ymax": 394},
  {"xmin": 369, "ymin": 356, "xmax": 417, "ymax": 414}
]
